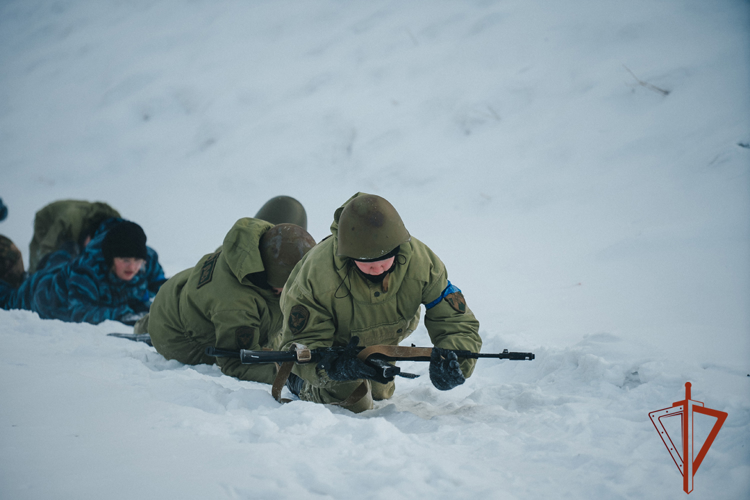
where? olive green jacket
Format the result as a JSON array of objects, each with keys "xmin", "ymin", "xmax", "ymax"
[
  {"xmin": 29, "ymin": 200, "xmax": 121, "ymax": 273},
  {"xmin": 280, "ymin": 193, "xmax": 482, "ymax": 388},
  {"xmin": 149, "ymin": 218, "xmax": 282, "ymax": 384}
]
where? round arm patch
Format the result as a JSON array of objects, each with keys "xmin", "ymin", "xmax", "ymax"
[
  {"xmin": 288, "ymin": 304, "xmax": 310, "ymax": 335},
  {"xmin": 235, "ymin": 326, "xmax": 257, "ymax": 349}
]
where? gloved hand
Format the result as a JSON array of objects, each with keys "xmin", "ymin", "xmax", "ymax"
[
  {"xmin": 429, "ymin": 348, "xmax": 465, "ymax": 391},
  {"xmin": 317, "ymin": 336, "xmax": 393, "ymax": 385},
  {"xmin": 127, "ymin": 298, "xmax": 151, "ymax": 314},
  {"xmin": 119, "ymin": 311, "xmax": 147, "ymax": 326}
]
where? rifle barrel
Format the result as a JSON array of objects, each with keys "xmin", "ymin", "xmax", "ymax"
[
  {"xmin": 470, "ymin": 350, "xmax": 535, "ymax": 360},
  {"xmin": 239, "ymin": 350, "xmax": 299, "ymax": 364},
  {"xmin": 205, "ymin": 346, "xmax": 241, "ymax": 358},
  {"xmin": 475, "ymin": 352, "xmax": 535, "ymax": 360}
]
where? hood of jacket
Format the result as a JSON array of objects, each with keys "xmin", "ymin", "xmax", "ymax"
[{"xmin": 222, "ymin": 217, "xmax": 274, "ymax": 286}]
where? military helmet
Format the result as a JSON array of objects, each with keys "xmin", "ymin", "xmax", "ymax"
[
  {"xmin": 259, "ymin": 224, "xmax": 316, "ymax": 288},
  {"xmin": 336, "ymin": 194, "xmax": 410, "ymax": 260},
  {"xmin": 0, "ymin": 235, "xmax": 25, "ymax": 288},
  {"xmin": 254, "ymin": 196, "xmax": 307, "ymax": 230}
]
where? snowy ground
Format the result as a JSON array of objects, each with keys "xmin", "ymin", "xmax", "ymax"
[{"xmin": 1, "ymin": 1, "xmax": 749, "ymax": 499}]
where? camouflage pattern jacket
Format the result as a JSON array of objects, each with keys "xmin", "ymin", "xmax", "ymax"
[
  {"xmin": 0, "ymin": 218, "xmax": 165, "ymax": 324},
  {"xmin": 279, "ymin": 193, "xmax": 482, "ymax": 388}
]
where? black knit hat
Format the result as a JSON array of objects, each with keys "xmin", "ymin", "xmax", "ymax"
[{"xmin": 102, "ymin": 221, "xmax": 147, "ymax": 266}]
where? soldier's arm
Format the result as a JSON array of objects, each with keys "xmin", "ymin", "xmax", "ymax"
[
  {"xmin": 62, "ymin": 267, "xmax": 132, "ymax": 324},
  {"xmin": 420, "ymin": 253, "xmax": 482, "ymax": 378},
  {"xmin": 279, "ymin": 284, "xmax": 339, "ymax": 388},
  {"xmin": 211, "ymin": 308, "xmax": 277, "ymax": 385}
]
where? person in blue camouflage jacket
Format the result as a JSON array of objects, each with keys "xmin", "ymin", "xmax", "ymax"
[{"xmin": 0, "ymin": 218, "xmax": 166, "ymax": 325}]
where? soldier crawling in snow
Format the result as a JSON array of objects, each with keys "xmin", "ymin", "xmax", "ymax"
[
  {"xmin": 28, "ymin": 199, "xmax": 122, "ymax": 274},
  {"xmin": 1, "ymin": 218, "xmax": 166, "ymax": 325},
  {"xmin": 144, "ymin": 196, "xmax": 315, "ymax": 385},
  {"xmin": 277, "ymin": 193, "xmax": 482, "ymax": 413}
]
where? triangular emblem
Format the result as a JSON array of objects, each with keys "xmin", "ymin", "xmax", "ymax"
[{"xmin": 649, "ymin": 382, "xmax": 728, "ymax": 494}]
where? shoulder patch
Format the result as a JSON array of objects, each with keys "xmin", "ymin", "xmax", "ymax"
[
  {"xmin": 235, "ymin": 326, "xmax": 256, "ymax": 349},
  {"xmin": 444, "ymin": 291, "xmax": 467, "ymax": 314},
  {"xmin": 197, "ymin": 250, "xmax": 221, "ymax": 289},
  {"xmin": 288, "ymin": 305, "xmax": 310, "ymax": 336}
]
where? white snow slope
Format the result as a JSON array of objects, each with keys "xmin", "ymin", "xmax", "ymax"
[{"xmin": 1, "ymin": 1, "xmax": 748, "ymax": 499}]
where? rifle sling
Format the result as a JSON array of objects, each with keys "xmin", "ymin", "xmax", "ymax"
[
  {"xmin": 272, "ymin": 345, "xmax": 435, "ymax": 407},
  {"xmin": 272, "ymin": 361, "xmax": 295, "ymax": 404},
  {"xmin": 272, "ymin": 362, "xmax": 370, "ymax": 409},
  {"xmin": 331, "ymin": 381, "xmax": 370, "ymax": 408}
]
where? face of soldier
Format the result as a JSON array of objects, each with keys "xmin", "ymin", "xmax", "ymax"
[
  {"xmin": 112, "ymin": 257, "xmax": 145, "ymax": 281},
  {"xmin": 354, "ymin": 256, "xmax": 396, "ymax": 276}
]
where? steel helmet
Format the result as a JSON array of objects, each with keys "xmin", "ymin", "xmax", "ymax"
[
  {"xmin": 255, "ymin": 196, "xmax": 307, "ymax": 230},
  {"xmin": 259, "ymin": 223, "xmax": 316, "ymax": 288},
  {"xmin": 0, "ymin": 235, "xmax": 24, "ymax": 288},
  {"xmin": 336, "ymin": 194, "xmax": 410, "ymax": 260}
]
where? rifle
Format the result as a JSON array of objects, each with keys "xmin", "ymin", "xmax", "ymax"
[
  {"xmin": 107, "ymin": 332, "xmax": 153, "ymax": 346},
  {"xmin": 205, "ymin": 344, "xmax": 535, "ymax": 381}
]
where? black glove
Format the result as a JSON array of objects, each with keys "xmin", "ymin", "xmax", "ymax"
[
  {"xmin": 429, "ymin": 348, "xmax": 465, "ymax": 391},
  {"xmin": 317, "ymin": 337, "xmax": 393, "ymax": 385}
]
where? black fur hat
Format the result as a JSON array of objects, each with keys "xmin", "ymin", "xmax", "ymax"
[
  {"xmin": 0, "ymin": 234, "xmax": 24, "ymax": 288},
  {"xmin": 102, "ymin": 221, "xmax": 147, "ymax": 266}
]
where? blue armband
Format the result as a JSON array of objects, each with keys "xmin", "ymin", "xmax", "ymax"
[{"xmin": 425, "ymin": 281, "xmax": 461, "ymax": 310}]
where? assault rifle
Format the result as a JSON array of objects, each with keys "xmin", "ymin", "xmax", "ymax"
[
  {"xmin": 205, "ymin": 344, "xmax": 535, "ymax": 380},
  {"xmin": 107, "ymin": 332, "xmax": 152, "ymax": 346}
]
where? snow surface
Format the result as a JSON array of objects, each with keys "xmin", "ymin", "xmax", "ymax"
[{"xmin": 1, "ymin": 0, "xmax": 749, "ymax": 498}]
